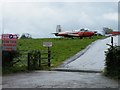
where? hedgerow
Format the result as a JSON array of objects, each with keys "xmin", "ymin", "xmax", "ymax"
[{"xmin": 104, "ymin": 45, "xmax": 120, "ymax": 79}]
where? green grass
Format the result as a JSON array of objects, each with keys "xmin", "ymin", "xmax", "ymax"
[
  {"xmin": 17, "ymin": 36, "xmax": 106, "ymax": 67},
  {"xmin": 3, "ymin": 36, "xmax": 106, "ymax": 74}
]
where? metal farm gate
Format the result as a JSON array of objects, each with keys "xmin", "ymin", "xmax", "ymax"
[
  {"xmin": 28, "ymin": 50, "xmax": 41, "ymax": 70},
  {"xmin": 2, "ymin": 50, "xmax": 51, "ymax": 71}
]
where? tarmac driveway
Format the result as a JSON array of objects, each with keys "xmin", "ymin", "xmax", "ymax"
[{"xmin": 2, "ymin": 71, "xmax": 119, "ymax": 88}]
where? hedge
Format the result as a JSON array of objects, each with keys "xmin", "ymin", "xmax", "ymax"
[{"xmin": 104, "ymin": 45, "xmax": 120, "ymax": 79}]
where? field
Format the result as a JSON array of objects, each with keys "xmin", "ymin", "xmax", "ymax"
[{"xmin": 17, "ymin": 36, "xmax": 106, "ymax": 67}]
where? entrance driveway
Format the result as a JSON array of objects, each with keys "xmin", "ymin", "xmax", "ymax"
[{"xmin": 2, "ymin": 36, "xmax": 119, "ymax": 88}]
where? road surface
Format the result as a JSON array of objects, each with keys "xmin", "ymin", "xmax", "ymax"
[
  {"xmin": 2, "ymin": 71, "xmax": 119, "ymax": 88},
  {"xmin": 2, "ymin": 36, "xmax": 119, "ymax": 88}
]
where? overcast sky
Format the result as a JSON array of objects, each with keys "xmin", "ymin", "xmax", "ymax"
[{"xmin": 0, "ymin": 1, "xmax": 118, "ymax": 38}]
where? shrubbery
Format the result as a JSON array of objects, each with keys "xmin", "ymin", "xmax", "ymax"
[
  {"xmin": 2, "ymin": 51, "xmax": 21, "ymax": 67},
  {"xmin": 104, "ymin": 45, "xmax": 120, "ymax": 79}
]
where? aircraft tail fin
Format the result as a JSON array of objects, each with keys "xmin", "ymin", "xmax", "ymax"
[{"xmin": 56, "ymin": 25, "xmax": 62, "ymax": 33}]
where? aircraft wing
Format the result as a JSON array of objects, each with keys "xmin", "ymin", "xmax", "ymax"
[
  {"xmin": 51, "ymin": 32, "xmax": 58, "ymax": 34},
  {"xmin": 67, "ymin": 34, "xmax": 79, "ymax": 37}
]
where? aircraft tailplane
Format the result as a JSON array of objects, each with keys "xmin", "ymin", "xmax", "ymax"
[{"xmin": 56, "ymin": 25, "xmax": 62, "ymax": 33}]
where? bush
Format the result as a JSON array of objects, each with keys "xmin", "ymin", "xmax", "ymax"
[
  {"xmin": 2, "ymin": 51, "xmax": 21, "ymax": 67},
  {"xmin": 104, "ymin": 45, "xmax": 120, "ymax": 79},
  {"xmin": 20, "ymin": 33, "xmax": 32, "ymax": 39}
]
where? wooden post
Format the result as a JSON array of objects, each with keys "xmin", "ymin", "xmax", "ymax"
[
  {"xmin": 111, "ymin": 36, "xmax": 113, "ymax": 47},
  {"xmin": 43, "ymin": 42, "xmax": 52, "ymax": 67},
  {"xmin": 33, "ymin": 52, "xmax": 35, "ymax": 69},
  {"xmin": 38, "ymin": 51, "xmax": 41, "ymax": 67},
  {"xmin": 28, "ymin": 53, "xmax": 30, "ymax": 70},
  {"xmin": 48, "ymin": 47, "xmax": 51, "ymax": 67}
]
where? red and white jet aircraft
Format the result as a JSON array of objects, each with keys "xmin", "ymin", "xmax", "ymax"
[{"xmin": 52, "ymin": 25, "xmax": 96, "ymax": 39}]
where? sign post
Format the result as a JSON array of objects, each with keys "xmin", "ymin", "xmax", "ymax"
[
  {"xmin": 43, "ymin": 42, "xmax": 52, "ymax": 67},
  {"xmin": 111, "ymin": 36, "xmax": 113, "ymax": 47},
  {"xmin": 48, "ymin": 47, "xmax": 51, "ymax": 67},
  {"xmin": 2, "ymin": 34, "xmax": 18, "ymax": 51},
  {"xmin": 2, "ymin": 34, "xmax": 18, "ymax": 66}
]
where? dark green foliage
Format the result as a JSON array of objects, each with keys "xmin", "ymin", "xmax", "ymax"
[
  {"xmin": 20, "ymin": 33, "xmax": 32, "ymax": 39},
  {"xmin": 2, "ymin": 51, "xmax": 21, "ymax": 67},
  {"xmin": 2, "ymin": 50, "xmax": 22, "ymax": 74},
  {"xmin": 103, "ymin": 27, "xmax": 113, "ymax": 34},
  {"xmin": 104, "ymin": 45, "xmax": 120, "ymax": 79}
]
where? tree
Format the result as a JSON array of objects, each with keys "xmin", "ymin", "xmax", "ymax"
[
  {"xmin": 80, "ymin": 28, "xmax": 88, "ymax": 32},
  {"xmin": 80, "ymin": 28, "xmax": 85, "ymax": 31},
  {"xmin": 20, "ymin": 33, "xmax": 32, "ymax": 39},
  {"xmin": 103, "ymin": 27, "xmax": 113, "ymax": 34}
]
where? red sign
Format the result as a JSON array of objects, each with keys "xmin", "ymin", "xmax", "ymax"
[{"xmin": 2, "ymin": 34, "xmax": 18, "ymax": 51}]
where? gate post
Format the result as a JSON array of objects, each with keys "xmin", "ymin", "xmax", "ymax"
[
  {"xmin": 43, "ymin": 42, "xmax": 52, "ymax": 67},
  {"xmin": 111, "ymin": 36, "xmax": 113, "ymax": 47},
  {"xmin": 28, "ymin": 52, "xmax": 30, "ymax": 70},
  {"xmin": 38, "ymin": 51, "xmax": 41, "ymax": 67},
  {"xmin": 48, "ymin": 47, "xmax": 51, "ymax": 67}
]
